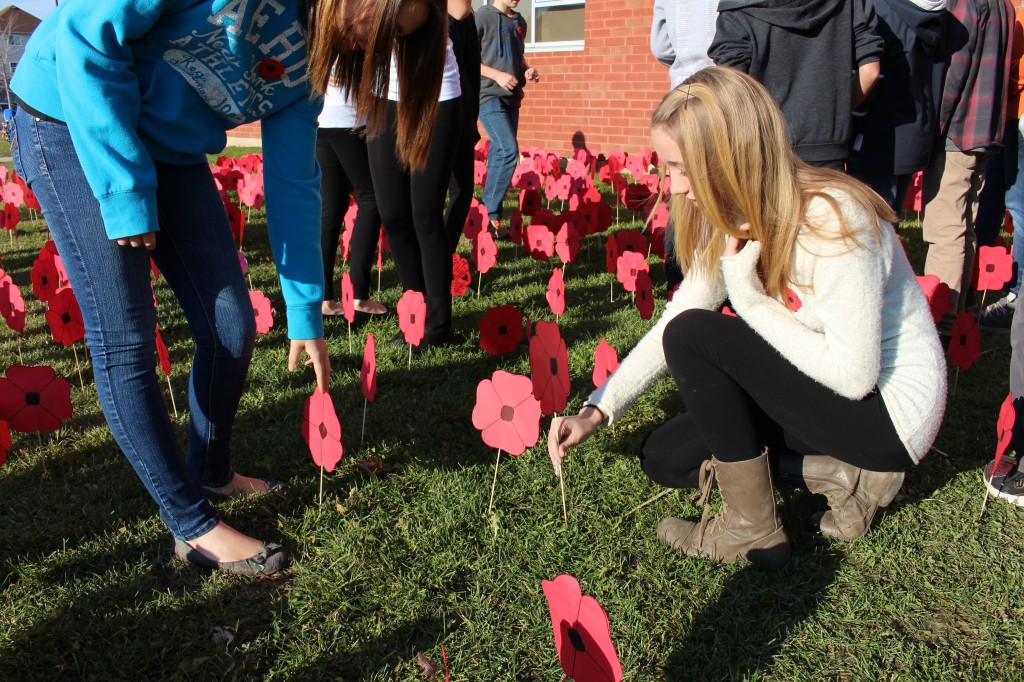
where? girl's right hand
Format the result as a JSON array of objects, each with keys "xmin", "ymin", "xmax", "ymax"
[{"xmin": 547, "ymin": 405, "xmax": 605, "ymax": 472}]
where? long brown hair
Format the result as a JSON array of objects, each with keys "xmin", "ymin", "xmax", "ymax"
[
  {"xmin": 650, "ymin": 67, "xmax": 896, "ymax": 299},
  {"xmin": 307, "ymin": 0, "xmax": 447, "ymax": 170}
]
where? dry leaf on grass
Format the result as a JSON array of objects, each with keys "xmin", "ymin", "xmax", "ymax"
[{"xmin": 415, "ymin": 652, "xmax": 439, "ymax": 678}]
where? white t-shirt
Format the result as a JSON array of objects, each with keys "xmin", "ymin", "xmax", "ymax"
[
  {"xmin": 318, "ymin": 84, "xmax": 365, "ymax": 129},
  {"xmin": 387, "ymin": 37, "xmax": 462, "ymax": 102}
]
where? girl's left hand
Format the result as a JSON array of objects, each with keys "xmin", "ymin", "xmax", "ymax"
[{"xmin": 724, "ymin": 222, "xmax": 751, "ymax": 257}]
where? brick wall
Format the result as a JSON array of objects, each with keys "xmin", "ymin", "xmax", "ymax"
[
  {"xmin": 224, "ymin": 0, "xmax": 670, "ymax": 157},
  {"xmin": 515, "ymin": 0, "xmax": 668, "ymax": 157}
]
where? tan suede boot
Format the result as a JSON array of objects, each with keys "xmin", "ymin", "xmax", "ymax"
[
  {"xmin": 797, "ymin": 455, "xmax": 904, "ymax": 541},
  {"xmin": 657, "ymin": 451, "xmax": 790, "ymax": 569}
]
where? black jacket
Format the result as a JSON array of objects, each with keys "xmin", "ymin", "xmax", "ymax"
[
  {"xmin": 710, "ymin": 0, "xmax": 884, "ymax": 164},
  {"xmin": 847, "ymin": 0, "xmax": 947, "ymax": 176}
]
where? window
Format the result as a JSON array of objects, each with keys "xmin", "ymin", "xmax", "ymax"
[
  {"xmin": 8, "ymin": 35, "xmax": 21, "ymax": 47},
  {"xmin": 473, "ymin": 0, "xmax": 585, "ymax": 52}
]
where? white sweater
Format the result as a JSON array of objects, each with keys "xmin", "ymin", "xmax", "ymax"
[{"xmin": 588, "ymin": 191, "xmax": 947, "ymax": 464}]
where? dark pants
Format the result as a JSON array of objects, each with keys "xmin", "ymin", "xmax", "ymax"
[
  {"xmin": 642, "ymin": 310, "xmax": 911, "ymax": 489},
  {"xmin": 444, "ymin": 91, "xmax": 480, "ymax": 255},
  {"xmin": 367, "ymin": 98, "xmax": 461, "ymax": 342},
  {"xmin": 316, "ymin": 126, "xmax": 381, "ymax": 300}
]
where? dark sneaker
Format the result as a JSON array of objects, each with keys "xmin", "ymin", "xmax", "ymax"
[
  {"xmin": 984, "ymin": 456, "xmax": 1024, "ymax": 506},
  {"xmin": 979, "ymin": 293, "xmax": 1017, "ymax": 332},
  {"xmin": 488, "ymin": 219, "xmax": 510, "ymax": 240}
]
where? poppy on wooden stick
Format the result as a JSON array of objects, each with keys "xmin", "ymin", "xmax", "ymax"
[
  {"xmin": 249, "ymin": 290, "xmax": 274, "ymax": 335},
  {"xmin": 529, "ymin": 321, "xmax": 570, "ymax": 415},
  {"xmin": 541, "ymin": 574, "xmax": 623, "ymax": 682},
  {"xmin": 0, "ymin": 364, "xmax": 73, "ymax": 433},
  {"xmin": 479, "ymin": 304, "xmax": 523, "ymax": 356}
]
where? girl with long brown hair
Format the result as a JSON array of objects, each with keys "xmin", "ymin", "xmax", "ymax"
[{"xmin": 548, "ymin": 67, "xmax": 946, "ymax": 569}]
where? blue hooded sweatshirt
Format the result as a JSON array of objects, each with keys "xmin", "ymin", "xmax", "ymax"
[{"xmin": 12, "ymin": 0, "xmax": 324, "ymax": 339}]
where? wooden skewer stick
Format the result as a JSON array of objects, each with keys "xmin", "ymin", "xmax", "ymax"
[
  {"xmin": 487, "ymin": 448, "xmax": 502, "ymax": 515},
  {"xmin": 559, "ymin": 463, "xmax": 568, "ymax": 523},
  {"xmin": 166, "ymin": 375, "xmax": 179, "ymax": 418},
  {"xmin": 360, "ymin": 397, "xmax": 367, "ymax": 449},
  {"xmin": 71, "ymin": 345, "xmax": 84, "ymax": 390},
  {"xmin": 626, "ymin": 488, "xmax": 674, "ymax": 517},
  {"xmin": 318, "ymin": 462, "xmax": 324, "ymax": 508}
]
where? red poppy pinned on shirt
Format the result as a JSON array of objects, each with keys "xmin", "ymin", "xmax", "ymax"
[
  {"xmin": 616, "ymin": 251, "xmax": 649, "ymax": 293},
  {"xmin": 479, "ymin": 304, "xmax": 523, "ymax": 356},
  {"xmin": 340, "ymin": 273, "xmax": 355, "ymax": 324},
  {"xmin": 398, "ymin": 289, "xmax": 426, "ymax": 347},
  {"xmin": 547, "ymin": 268, "xmax": 566, "ymax": 317},
  {"xmin": 555, "ymin": 222, "xmax": 581, "ymax": 265},
  {"xmin": 784, "ymin": 288, "xmax": 802, "ymax": 312},
  {"xmin": 974, "ymin": 245, "xmax": 1013, "ymax": 291},
  {"xmin": 44, "ymin": 286, "xmax": 83, "ymax": 346},
  {"xmin": 916, "ymin": 275, "xmax": 952, "ymax": 323},
  {"xmin": 361, "ymin": 334, "xmax": 377, "ymax": 402},
  {"xmin": 258, "ymin": 58, "xmax": 285, "ymax": 80},
  {"xmin": 527, "ymin": 223, "xmax": 555, "ymax": 261},
  {"xmin": 529, "ymin": 320, "xmax": 570, "ymax": 415},
  {"xmin": 592, "ymin": 338, "xmax": 620, "ymax": 389},
  {"xmin": 302, "ymin": 388, "xmax": 343, "ymax": 473},
  {"xmin": 451, "ymin": 253, "xmax": 472, "ymax": 297},
  {"xmin": 635, "ymin": 269, "xmax": 654, "ymax": 320},
  {"xmin": 472, "ymin": 370, "xmax": 541, "ymax": 456},
  {"xmin": 948, "ymin": 311, "xmax": 980, "ymax": 370},
  {"xmin": 473, "ymin": 230, "xmax": 498, "ymax": 274},
  {"xmin": 0, "ymin": 364, "xmax": 73, "ymax": 433},
  {"xmin": 249, "ymin": 290, "xmax": 274, "ymax": 335},
  {"xmin": 542, "ymin": 574, "xmax": 623, "ymax": 682}
]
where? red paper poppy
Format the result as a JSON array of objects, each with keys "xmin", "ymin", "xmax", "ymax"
[
  {"xmin": 573, "ymin": 147, "xmax": 596, "ymax": 171},
  {"xmin": 250, "ymin": 290, "xmax": 275, "ymax": 335},
  {"xmin": 42, "ymin": 241, "xmax": 68, "ymax": 286},
  {"xmin": 555, "ymin": 222, "xmax": 581, "ymax": 265},
  {"xmin": 616, "ymin": 251, "xmax": 650, "ymax": 293},
  {"xmin": 605, "ymin": 234, "xmax": 618, "ymax": 274},
  {"xmin": 903, "ymin": 172, "xmax": 923, "ymax": 212},
  {"xmin": 340, "ymin": 272, "xmax": 355, "ymax": 324},
  {"xmin": 4, "ymin": 203, "xmax": 20, "ymax": 233},
  {"xmin": 592, "ymin": 338, "xmax": 620, "ymax": 389},
  {"xmin": 635, "ymin": 269, "xmax": 654, "ymax": 320},
  {"xmin": 258, "ymin": 58, "xmax": 285, "ymax": 79},
  {"xmin": 605, "ymin": 150, "xmax": 626, "ymax": 173},
  {"xmin": 974, "ymin": 245, "xmax": 1013, "ymax": 291},
  {"xmin": 45, "ymin": 286, "xmax": 83, "ymax": 346},
  {"xmin": 995, "ymin": 392, "xmax": 1014, "ymax": 462},
  {"xmin": 479, "ymin": 304, "xmax": 523, "ymax": 356},
  {"xmin": 302, "ymin": 388, "xmax": 343, "ymax": 473},
  {"xmin": 464, "ymin": 199, "xmax": 488, "ymax": 241},
  {"xmin": 238, "ymin": 173, "xmax": 264, "ymax": 209},
  {"xmin": 471, "ymin": 370, "xmax": 541, "ymax": 456},
  {"xmin": 30, "ymin": 254, "xmax": 59, "ymax": 303},
  {"xmin": 0, "ymin": 364, "xmax": 73, "ymax": 433},
  {"xmin": 361, "ymin": 333, "xmax": 377, "ymax": 402},
  {"xmin": 473, "ymin": 230, "xmax": 498, "ymax": 274},
  {"xmin": 642, "ymin": 172, "xmax": 662, "ymax": 196},
  {"xmin": 615, "ymin": 230, "xmax": 648, "ymax": 256},
  {"xmin": 547, "ymin": 267, "xmax": 566, "ymax": 317},
  {"xmin": 474, "ymin": 159, "xmax": 488, "ymax": 186},
  {"xmin": 451, "ymin": 253, "xmax": 472, "ymax": 296},
  {"xmin": 516, "ymin": 24, "xmax": 524, "ymax": 36},
  {"xmin": 515, "ymin": 167, "xmax": 542, "ymax": 192},
  {"xmin": 566, "ymin": 159, "xmax": 587, "ymax": 179},
  {"xmin": 529, "ymin": 320, "xmax": 570, "ymax": 415},
  {"xmin": 625, "ymin": 154, "xmax": 648, "ymax": 177},
  {"xmin": 542, "ymin": 574, "xmax": 623, "ymax": 682},
  {"xmin": 610, "ymin": 173, "xmax": 628, "ymax": 205},
  {"xmin": 948, "ymin": 311, "xmax": 980, "ymax": 370},
  {"xmin": 648, "ymin": 202, "xmax": 669, "ymax": 231},
  {"xmin": 225, "ymin": 200, "xmax": 245, "ymax": 244},
  {"xmin": 916, "ymin": 275, "xmax": 952, "ymax": 323},
  {"xmin": 531, "ymin": 209, "xmax": 556, "ymax": 231},
  {"xmin": 340, "ymin": 221, "xmax": 354, "ymax": 262},
  {"xmin": 520, "ymin": 189, "xmax": 542, "ymax": 217},
  {"xmin": 527, "ymin": 223, "xmax": 555, "ymax": 261},
  {"xmin": 0, "ymin": 277, "xmax": 25, "ymax": 334},
  {"xmin": 721, "ymin": 305, "xmax": 737, "ymax": 317},
  {"xmin": 3, "ymin": 181, "xmax": 23, "ymax": 206},
  {"xmin": 398, "ymin": 289, "xmax": 426, "ymax": 346},
  {"xmin": 648, "ymin": 226, "xmax": 665, "ymax": 260},
  {"xmin": 0, "ymin": 420, "xmax": 9, "ymax": 468},
  {"xmin": 154, "ymin": 325, "xmax": 172, "ymax": 377},
  {"xmin": 784, "ymin": 288, "xmax": 802, "ymax": 312},
  {"xmin": 545, "ymin": 175, "xmax": 571, "ymax": 202},
  {"xmin": 509, "ymin": 209, "xmax": 525, "ymax": 245},
  {"xmin": 238, "ymin": 250, "xmax": 249, "ymax": 275},
  {"xmin": 622, "ymin": 183, "xmax": 653, "ymax": 212}
]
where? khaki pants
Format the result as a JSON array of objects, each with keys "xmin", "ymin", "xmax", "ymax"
[{"xmin": 921, "ymin": 144, "xmax": 992, "ymax": 315}]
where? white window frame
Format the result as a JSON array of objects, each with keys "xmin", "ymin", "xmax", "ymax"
[{"xmin": 526, "ymin": 0, "xmax": 585, "ymax": 53}]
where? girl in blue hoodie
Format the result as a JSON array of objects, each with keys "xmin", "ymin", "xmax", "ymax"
[{"xmin": 8, "ymin": 0, "xmax": 434, "ymax": 575}]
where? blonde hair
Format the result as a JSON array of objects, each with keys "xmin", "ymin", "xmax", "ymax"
[
  {"xmin": 650, "ymin": 67, "xmax": 896, "ymax": 299},
  {"xmin": 307, "ymin": 0, "xmax": 446, "ymax": 171}
]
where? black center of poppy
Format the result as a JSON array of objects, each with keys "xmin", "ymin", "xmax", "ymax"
[
  {"xmin": 41, "ymin": 275, "xmax": 48, "ymax": 285},
  {"xmin": 987, "ymin": 264, "xmax": 995, "ymax": 272},
  {"xmin": 61, "ymin": 313, "xmax": 71, "ymax": 324},
  {"xmin": 410, "ymin": 314, "xmax": 416, "ymax": 324},
  {"xmin": 498, "ymin": 325, "xmax": 507, "ymax": 335},
  {"xmin": 253, "ymin": 306, "xmax": 259, "ymax": 315},
  {"xmin": 549, "ymin": 358, "xmax": 558, "ymax": 375},
  {"xmin": 25, "ymin": 391, "xmax": 40, "ymax": 406},
  {"xmin": 568, "ymin": 628, "xmax": 586, "ymax": 652},
  {"xmin": 630, "ymin": 268, "xmax": 637, "ymax": 277},
  {"xmin": 318, "ymin": 423, "xmax": 328, "ymax": 439},
  {"xmin": 960, "ymin": 334, "xmax": 968, "ymax": 345},
  {"xmin": 500, "ymin": 405, "xmax": 515, "ymax": 421}
]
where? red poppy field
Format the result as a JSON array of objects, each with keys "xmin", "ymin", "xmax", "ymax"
[{"xmin": 0, "ymin": 147, "xmax": 1021, "ymax": 680}]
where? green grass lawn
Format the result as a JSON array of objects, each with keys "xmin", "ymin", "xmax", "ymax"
[{"xmin": 0, "ymin": 158, "xmax": 1020, "ymax": 681}]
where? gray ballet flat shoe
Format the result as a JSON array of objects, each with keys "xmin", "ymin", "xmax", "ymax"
[{"xmin": 173, "ymin": 538, "xmax": 288, "ymax": 576}]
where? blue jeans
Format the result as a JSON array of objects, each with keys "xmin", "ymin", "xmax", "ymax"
[
  {"xmin": 479, "ymin": 97, "xmax": 520, "ymax": 221},
  {"xmin": 976, "ymin": 121, "xmax": 1024, "ymax": 296},
  {"xmin": 10, "ymin": 109, "xmax": 255, "ymax": 540}
]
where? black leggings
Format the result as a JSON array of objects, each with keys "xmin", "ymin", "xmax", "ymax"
[
  {"xmin": 642, "ymin": 309, "xmax": 911, "ymax": 489},
  {"xmin": 316, "ymin": 127, "xmax": 381, "ymax": 300},
  {"xmin": 367, "ymin": 98, "xmax": 461, "ymax": 342},
  {"xmin": 444, "ymin": 100, "xmax": 480, "ymax": 254}
]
